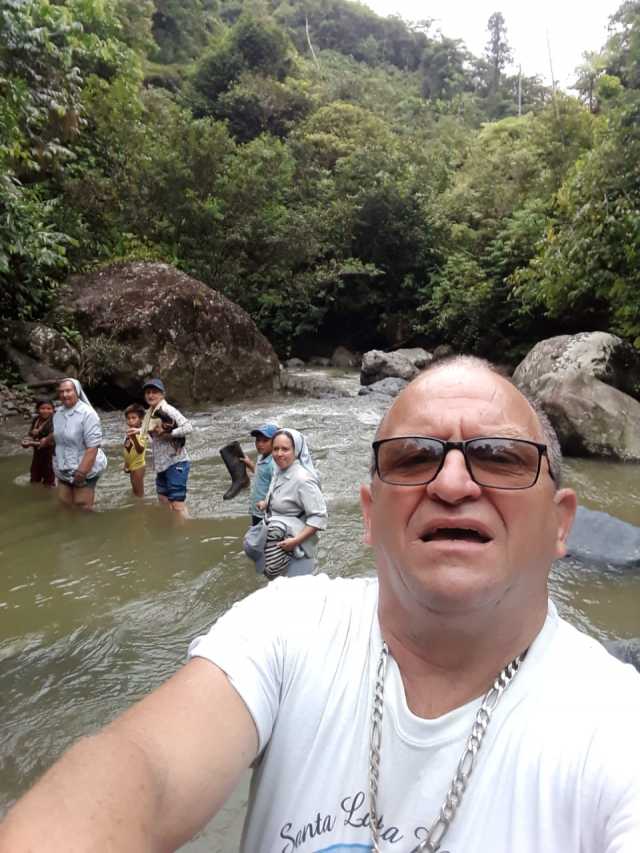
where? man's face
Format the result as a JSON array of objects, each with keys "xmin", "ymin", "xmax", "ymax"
[
  {"xmin": 144, "ymin": 387, "xmax": 163, "ymax": 407},
  {"xmin": 360, "ymin": 364, "xmax": 576, "ymax": 620}
]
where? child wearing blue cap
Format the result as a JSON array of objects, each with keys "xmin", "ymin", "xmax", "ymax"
[{"xmin": 243, "ymin": 423, "xmax": 279, "ymax": 524}]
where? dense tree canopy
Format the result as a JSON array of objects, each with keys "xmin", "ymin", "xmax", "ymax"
[{"xmin": 1, "ymin": 0, "xmax": 639, "ymax": 370}]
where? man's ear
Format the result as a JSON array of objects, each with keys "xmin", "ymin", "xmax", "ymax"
[
  {"xmin": 360, "ymin": 483, "xmax": 373, "ymax": 545},
  {"xmin": 553, "ymin": 488, "xmax": 578, "ymax": 559}
]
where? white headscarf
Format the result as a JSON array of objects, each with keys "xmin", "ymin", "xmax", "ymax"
[
  {"xmin": 276, "ymin": 428, "xmax": 319, "ymax": 481},
  {"xmin": 60, "ymin": 378, "xmax": 96, "ymax": 413}
]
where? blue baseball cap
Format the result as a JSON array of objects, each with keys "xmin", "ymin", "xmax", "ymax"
[
  {"xmin": 143, "ymin": 377, "xmax": 165, "ymax": 393},
  {"xmin": 250, "ymin": 423, "xmax": 279, "ymax": 439}
]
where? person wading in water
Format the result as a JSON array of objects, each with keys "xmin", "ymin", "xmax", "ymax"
[{"xmin": 2, "ymin": 357, "xmax": 639, "ymax": 852}]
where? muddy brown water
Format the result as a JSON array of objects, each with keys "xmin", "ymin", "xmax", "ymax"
[{"xmin": 1, "ymin": 370, "xmax": 639, "ymax": 850}]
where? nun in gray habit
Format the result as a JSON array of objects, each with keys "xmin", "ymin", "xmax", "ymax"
[{"xmin": 260, "ymin": 428, "xmax": 328, "ymax": 579}]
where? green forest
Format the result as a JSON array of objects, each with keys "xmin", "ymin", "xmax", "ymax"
[{"xmin": 2, "ymin": 0, "xmax": 640, "ymax": 367}]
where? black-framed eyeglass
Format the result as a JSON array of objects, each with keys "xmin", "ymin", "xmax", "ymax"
[{"xmin": 372, "ymin": 436, "xmax": 554, "ymax": 490}]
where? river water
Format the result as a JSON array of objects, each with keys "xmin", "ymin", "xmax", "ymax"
[{"xmin": 1, "ymin": 370, "xmax": 639, "ymax": 850}]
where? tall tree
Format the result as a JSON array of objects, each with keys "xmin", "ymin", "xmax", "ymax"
[
  {"xmin": 151, "ymin": 0, "xmax": 218, "ymax": 63},
  {"xmin": 573, "ymin": 51, "xmax": 605, "ymax": 113},
  {"xmin": 604, "ymin": 0, "xmax": 640, "ymax": 88},
  {"xmin": 485, "ymin": 11, "xmax": 512, "ymax": 96},
  {"xmin": 421, "ymin": 36, "xmax": 471, "ymax": 101},
  {"xmin": 0, "ymin": 0, "xmax": 141, "ymax": 326}
]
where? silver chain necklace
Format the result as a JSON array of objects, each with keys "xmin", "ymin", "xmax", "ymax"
[{"xmin": 368, "ymin": 642, "xmax": 527, "ymax": 853}]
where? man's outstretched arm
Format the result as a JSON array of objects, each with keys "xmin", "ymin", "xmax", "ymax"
[{"xmin": 0, "ymin": 658, "xmax": 258, "ymax": 853}]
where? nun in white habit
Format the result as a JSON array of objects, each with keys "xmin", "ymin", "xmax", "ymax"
[{"xmin": 48, "ymin": 377, "xmax": 108, "ymax": 509}]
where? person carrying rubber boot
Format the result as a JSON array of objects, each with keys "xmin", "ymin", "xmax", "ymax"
[
  {"xmin": 219, "ymin": 441, "xmax": 250, "ymax": 500},
  {"xmin": 242, "ymin": 423, "xmax": 279, "ymax": 524}
]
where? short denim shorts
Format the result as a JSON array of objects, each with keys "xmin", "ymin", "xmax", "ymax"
[{"xmin": 155, "ymin": 461, "xmax": 190, "ymax": 502}]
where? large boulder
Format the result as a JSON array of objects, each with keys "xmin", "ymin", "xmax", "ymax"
[
  {"xmin": 514, "ymin": 332, "xmax": 640, "ymax": 400},
  {"xmin": 5, "ymin": 345, "xmax": 67, "ymax": 388},
  {"xmin": 4, "ymin": 322, "xmax": 81, "ymax": 389},
  {"xmin": 513, "ymin": 333, "xmax": 640, "ymax": 460},
  {"xmin": 537, "ymin": 374, "xmax": 640, "ymax": 459},
  {"xmin": 12, "ymin": 322, "xmax": 81, "ymax": 373},
  {"xmin": 62, "ymin": 262, "xmax": 279, "ymax": 405},
  {"xmin": 360, "ymin": 347, "xmax": 432, "ymax": 386}
]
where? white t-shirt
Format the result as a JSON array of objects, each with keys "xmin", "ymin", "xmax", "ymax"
[{"xmin": 188, "ymin": 575, "xmax": 640, "ymax": 853}]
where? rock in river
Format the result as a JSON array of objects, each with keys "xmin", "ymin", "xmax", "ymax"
[
  {"xmin": 604, "ymin": 638, "xmax": 640, "ymax": 672},
  {"xmin": 566, "ymin": 505, "xmax": 640, "ymax": 570},
  {"xmin": 514, "ymin": 332, "xmax": 640, "ymax": 460},
  {"xmin": 358, "ymin": 377, "xmax": 408, "ymax": 399},
  {"xmin": 360, "ymin": 347, "xmax": 432, "ymax": 386},
  {"xmin": 63, "ymin": 261, "xmax": 280, "ymax": 405}
]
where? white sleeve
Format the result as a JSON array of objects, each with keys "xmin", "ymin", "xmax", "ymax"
[
  {"xmin": 599, "ymin": 745, "xmax": 640, "ymax": 851},
  {"xmin": 187, "ymin": 576, "xmax": 332, "ymax": 753},
  {"xmin": 82, "ymin": 409, "xmax": 103, "ymax": 448},
  {"xmin": 297, "ymin": 478, "xmax": 328, "ymax": 530},
  {"xmin": 589, "ymin": 674, "xmax": 640, "ymax": 852},
  {"xmin": 163, "ymin": 402, "xmax": 193, "ymax": 437}
]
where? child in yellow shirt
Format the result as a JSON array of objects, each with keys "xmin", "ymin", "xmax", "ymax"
[{"xmin": 122, "ymin": 404, "xmax": 147, "ymax": 497}]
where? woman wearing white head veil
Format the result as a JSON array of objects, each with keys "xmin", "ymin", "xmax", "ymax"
[
  {"xmin": 256, "ymin": 428, "xmax": 327, "ymax": 579},
  {"xmin": 279, "ymin": 428, "xmax": 319, "ymax": 481},
  {"xmin": 45, "ymin": 378, "xmax": 108, "ymax": 509}
]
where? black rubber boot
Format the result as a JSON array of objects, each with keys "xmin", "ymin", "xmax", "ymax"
[{"xmin": 219, "ymin": 441, "xmax": 249, "ymax": 500}]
